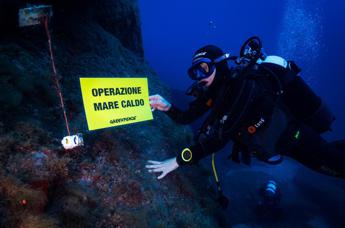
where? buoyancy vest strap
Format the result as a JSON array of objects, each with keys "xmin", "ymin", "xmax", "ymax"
[
  {"xmin": 211, "ymin": 153, "xmax": 220, "ymax": 184},
  {"xmin": 223, "ymin": 79, "xmax": 256, "ymax": 136},
  {"xmin": 211, "ymin": 153, "xmax": 230, "ymax": 209}
]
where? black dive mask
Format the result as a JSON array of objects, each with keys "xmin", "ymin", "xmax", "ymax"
[{"xmin": 188, "ymin": 53, "xmax": 231, "ymax": 81}]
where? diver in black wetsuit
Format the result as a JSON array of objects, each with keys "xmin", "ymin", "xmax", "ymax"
[{"xmin": 146, "ymin": 38, "xmax": 345, "ymax": 180}]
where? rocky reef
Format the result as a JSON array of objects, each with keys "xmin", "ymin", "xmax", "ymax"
[{"xmin": 0, "ymin": 0, "xmax": 224, "ymax": 227}]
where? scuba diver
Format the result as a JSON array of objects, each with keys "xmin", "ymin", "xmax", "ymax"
[{"xmin": 146, "ymin": 37, "xmax": 345, "ymax": 180}]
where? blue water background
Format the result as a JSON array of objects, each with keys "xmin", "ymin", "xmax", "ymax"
[
  {"xmin": 139, "ymin": 0, "xmax": 345, "ymax": 140},
  {"xmin": 139, "ymin": 1, "xmax": 345, "ymax": 226}
]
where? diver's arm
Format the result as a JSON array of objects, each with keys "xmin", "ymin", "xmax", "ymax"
[
  {"xmin": 165, "ymin": 96, "xmax": 211, "ymax": 124},
  {"xmin": 176, "ymin": 135, "xmax": 230, "ymax": 166},
  {"xmin": 145, "ymin": 135, "xmax": 228, "ymax": 179},
  {"xmin": 165, "ymin": 103, "xmax": 209, "ymax": 124},
  {"xmin": 150, "ymin": 94, "xmax": 210, "ymax": 124}
]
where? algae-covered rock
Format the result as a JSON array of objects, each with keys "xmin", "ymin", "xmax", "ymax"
[
  {"xmin": 18, "ymin": 214, "xmax": 59, "ymax": 228},
  {"xmin": 0, "ymin": 0, "xmax": 223, "ymax": 227}
]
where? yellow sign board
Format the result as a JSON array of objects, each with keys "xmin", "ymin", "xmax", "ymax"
[{"xmin": 79, "ymin": 78, "xmax": 153, "ymax": 130}]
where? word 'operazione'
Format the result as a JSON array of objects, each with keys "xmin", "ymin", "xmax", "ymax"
[{"xmin": 92, "ymin": 87, "xmax": 142, "ymax": 97}]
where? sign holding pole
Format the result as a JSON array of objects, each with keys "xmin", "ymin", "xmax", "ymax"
[{"xmin": 80, "ymin": 78, "xmax": 153, "ymax": 131}]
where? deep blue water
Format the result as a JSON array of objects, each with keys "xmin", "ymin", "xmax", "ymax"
[
  {"xmin": 139, "ymin": 0, "xmax": 345, "ymax": 140},
  {"xmin": 139, "ymin": 1, "xmax": 345, "ymax": 226}
]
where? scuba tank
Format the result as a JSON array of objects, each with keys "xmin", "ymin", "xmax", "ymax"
[{"xmin": 240, "ymin": 36, "xmax": 335, "ymax": 134}]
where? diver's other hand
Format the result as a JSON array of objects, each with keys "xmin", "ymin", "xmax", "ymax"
[
  {"xmin": 146, "ymin": 157, "xmax": 179, "ymax": 179},
  {"xmin": 149, "ymin": 94, "xmax": 171, "ymax": 112}
]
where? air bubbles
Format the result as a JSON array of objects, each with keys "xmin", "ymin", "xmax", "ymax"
[
  {"xmin": 208, "ymin": 20, "xmax": 217, "ymax": 30},
  {"xmin": 206, "ymin": 19, "xmax": 217, "ymax": 39},
  {"xmin": 277, "ymin": 0, "xmax": 324, "ymax": 85}
]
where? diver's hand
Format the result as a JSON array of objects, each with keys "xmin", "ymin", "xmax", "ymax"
[
  {"xmin": 146, "ymin": 157, "xmax": 179, "ymax": 179},
  {"xmin": 149, "ymin": 94, "xmax": 171, "ymax": 112}
]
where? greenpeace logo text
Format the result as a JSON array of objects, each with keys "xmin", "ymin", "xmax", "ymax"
[{"xmin": 110, "ymin": 116, "xmax": 137, "ymax": 124}]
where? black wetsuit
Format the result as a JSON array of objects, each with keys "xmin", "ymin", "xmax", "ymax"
[{"xmin": 166, "ymin": 62, "xmax": 345, "ymax": 178}]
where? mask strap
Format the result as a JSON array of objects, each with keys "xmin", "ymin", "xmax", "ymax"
[{"xmin": 214, "ymin": 53, "xmax": 231, "ymax": 63}]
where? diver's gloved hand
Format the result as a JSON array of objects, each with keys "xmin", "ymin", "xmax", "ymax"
[
  {"xmin": 149, "ymin": 94, "xmax": 171, "ymax": 112},
  {"xmin": 146, "ymin": 157, "xmax": 179, "ymax": 179},
  {"xmin": 61, "ymin": 134, "xmax": 84, "ymax": 150}
]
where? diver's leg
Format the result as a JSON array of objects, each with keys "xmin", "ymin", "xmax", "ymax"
[{"xmin": 284, "ymin": 123, "xmax": 345, "ymax": 178}]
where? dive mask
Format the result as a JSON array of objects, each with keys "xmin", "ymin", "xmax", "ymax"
[{"xmin": 188, "ymin": 53, "xmax": 231, "ymax": 81}]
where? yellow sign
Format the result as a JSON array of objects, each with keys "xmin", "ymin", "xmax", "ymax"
[{"xmin": 79, "ymin": 78, "xmax": 153, "ymax": 130}]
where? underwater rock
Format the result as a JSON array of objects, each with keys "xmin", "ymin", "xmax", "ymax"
[
  {"xmin": 94, "ymin": 0, "xmax": 144, "ymax": 56},
  {"xmin": 307, "ymin": 216, "xmax": 330, "ymax": 228},
  {"xmin": 6, "ymin": 148, "xmax": 71, "ymax": 196},
  {"xmin": 0, "ymin": 0, "xmax": 223, "ymax": 227},
  {"xmin": 0, "ymin": 174, "xmax": 48, "ymax": 215},
  {"xmin": 58, "ymin": 183, "xmax": 100, "ymax": 227},
  {"xmin": 18, "ymin": 214, "xmax": 58, "ymax": 228}
]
